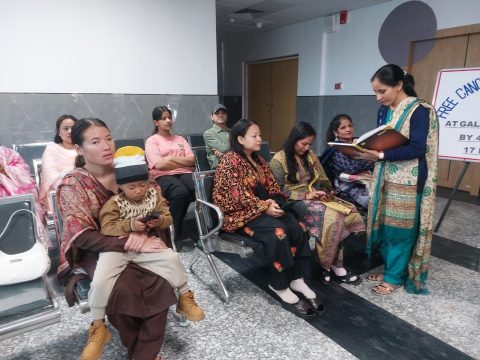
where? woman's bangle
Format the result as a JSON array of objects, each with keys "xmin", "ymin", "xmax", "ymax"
[{"xmin": 378, "ymin": 152, "xmax": 384, "ymax": 160}]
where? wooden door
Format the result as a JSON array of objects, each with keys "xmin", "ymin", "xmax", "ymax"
[
  {"xmin": 409, "ymin": 25, "xmax": 480, "ymax": 195},
  {"xmin": 270, "ymin": 59, "xmax": 298, "ymax": 150},
  {"xmin": 248, "ymin": 62, "xmax": 272, "ymax": 144},
  {"xmin": 247, "ymin": 58, "xmax": 298, "ymax": 151}
]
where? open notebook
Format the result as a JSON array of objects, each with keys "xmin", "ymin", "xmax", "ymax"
[{"xmin": 327, "ymin": 124, "xmax": 408, "ymax": 157}]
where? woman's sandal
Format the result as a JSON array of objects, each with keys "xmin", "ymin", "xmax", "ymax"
[
  {"xmin": 319, "ymin": 268, "xmax": 332, "ymax": 285},
  {"xmin": 331, "ymin": 271, "xmax": 362, "ymax": 285},
  {"xmin": 366, "ymin": 273, "xmax": 384, "ymax": 282},
  {"xmin": 371, "ymin": 282, "xmax": 402, "ymax": 296}
]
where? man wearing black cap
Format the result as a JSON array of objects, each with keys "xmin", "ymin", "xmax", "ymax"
[{"xmin": 203, "ymin": 104, "xmax": 230, "ymax": 169}]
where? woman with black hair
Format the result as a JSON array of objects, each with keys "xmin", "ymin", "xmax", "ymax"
[
  {"xmin": 57, "ymin": 118, "xmax": 176, "ymax": 360},
  {"xmin": 145, "ymin": 106, "xmax": 196, "ymax": 239},
  {"xmin": 355, "ymin": 64, "xmax": 439, "ymax": 295},
  {"xmin": 320, "ymin": 114, "xmax": 374, "ymax": 212},
  {"xmin": 39, "ymin": 114, "xmax": 78, "ymax": 213},
  {"xmin": 212, "ymin": 118, "xmax": 323, "ymax": 317},
  {"xmin": 270, "ymin": 122, "xmax": 365, "ymax": 285}
]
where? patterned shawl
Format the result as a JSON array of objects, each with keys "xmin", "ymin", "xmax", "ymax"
[
  {"xmin": 56, "ymin": 168, "xmax": 113, "ymax": 276},
  {"xmin": 270, "ymin": 149, "xmax": 332, "ymax": 200},
  {"xmin": 367, "ymin": 97, "xmax": 439, "ymax": 294}
]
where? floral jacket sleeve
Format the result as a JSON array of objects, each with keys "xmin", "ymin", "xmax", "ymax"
[{"xmin": 213, "ymin": 152, "xmax": 283, "ymax": 232}]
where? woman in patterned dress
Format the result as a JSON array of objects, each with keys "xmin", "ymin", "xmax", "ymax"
[
  {"xmin": 320, "ymin": 114, "xmax": 374, "ymax": 213},
  {"xmin": 270, "ymin": 122, "xmax": 366, "ymax": 286},
  {"xmin": 212, "ymin": 118, "xmax": 323, "ymax": 317},
  {"xmin": 357, "ymin": 64, "xmax": 439, "ymax": 295}
]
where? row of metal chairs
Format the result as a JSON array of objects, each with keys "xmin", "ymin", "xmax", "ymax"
[{"xmin": 1, "ymin": 138, "xmax": 272, "ymax": 337}]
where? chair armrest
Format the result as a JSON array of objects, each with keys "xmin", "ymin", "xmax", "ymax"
[
  {"xmin": 194, "ymin": 199, "xmax": 224, "ymax": 240},
  {"xmin": 169, "ymin": 224, "xmax": 177, "ymax": 252}
]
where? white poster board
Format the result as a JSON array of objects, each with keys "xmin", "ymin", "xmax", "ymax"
[{"xmin": 432, "ymin": 68, "xmax": 480, "ymax": 163}]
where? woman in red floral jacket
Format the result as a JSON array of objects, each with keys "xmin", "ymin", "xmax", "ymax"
[{"xmin": 213, "ymin": 119, "xmax": 324, "ymax": 317}]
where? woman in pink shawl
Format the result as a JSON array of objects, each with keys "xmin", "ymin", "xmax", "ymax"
[{"xmin": 0, "ymin": 145, "xmax": 49, "ymax": 245}]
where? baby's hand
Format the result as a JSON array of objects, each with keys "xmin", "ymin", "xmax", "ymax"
[
  {"xmin": 146, "ymin": 217, "xmax": 161, "ymax": 228},
  {"xmin": 132, "ymin": 217, "xmax": 147, "ymax": 232}
]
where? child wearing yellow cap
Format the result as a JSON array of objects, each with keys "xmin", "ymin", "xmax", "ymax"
[{"xmin": 88, "ymin": 146, "xmax": 204, "ymax": 331}]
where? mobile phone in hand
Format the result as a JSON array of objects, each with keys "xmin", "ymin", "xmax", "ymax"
[{"xmin": 141, "ymin": 211, "xmax": 161, "ymax": 223}]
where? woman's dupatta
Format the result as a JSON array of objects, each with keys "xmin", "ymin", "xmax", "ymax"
[{"xmin": 367, "ymin": 97, "xmax": 439, "ymax": 294}]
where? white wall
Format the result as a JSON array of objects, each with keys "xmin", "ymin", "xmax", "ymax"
[
  {"xmin": 0, "ymin": 0, "xmax": 217, "ymax": 94},
  {"xmin": 322, "ymin": 0, "xmax": 480, "ymax": 95},
  {"xmin": 223, "ymin": 0, "xmax": 480, "ymax": 97},
  {"xmin": 223, "ymin": 17, "xmax": 326, "ymax": 96}
]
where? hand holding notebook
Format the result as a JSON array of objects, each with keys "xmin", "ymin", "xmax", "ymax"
[{"xmin": 328, "ymin": 124, "xmax": 408, "ymax": 157}]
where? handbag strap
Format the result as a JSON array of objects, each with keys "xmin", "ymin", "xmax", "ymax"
[{"xmin": 0, "ymin": 208, "xmax": 46, "ymax": 247}]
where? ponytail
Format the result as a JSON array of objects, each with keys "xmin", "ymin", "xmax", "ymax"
[{"xmin": 402, "ymin": 73, "xmax": 417, "ymax": 97}]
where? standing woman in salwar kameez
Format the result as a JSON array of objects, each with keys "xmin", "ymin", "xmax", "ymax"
[{"xmin": 357, "ymin": 64, "xmax": 439, "ymax": 295}]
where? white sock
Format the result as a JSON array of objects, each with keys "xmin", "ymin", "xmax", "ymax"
[
  {"xmin": 322, "ymin": 268, "xmax": 331, "ymax": 282},
  {"xmin": 290, "ymin": 278, "xmax": 316, "ymax": 299},
  {"xmin": 331, "ymin": 265, "xmax": 347, "ymax": 276},
  {"xmin": 268, "ymin": 285, "xmax": 299, "ymax": 304}
]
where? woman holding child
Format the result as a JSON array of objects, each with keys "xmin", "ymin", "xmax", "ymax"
[
  {"xmin": 355, "ymin": 64, "xmax": 439, "ymax": 295},
  {"xmin": 270, "ymin": 122, "xmax": 366, "ymax": 286},
  {"xmin": 57, "ymin": 118, "xmax": 178, "ymax": 360}
]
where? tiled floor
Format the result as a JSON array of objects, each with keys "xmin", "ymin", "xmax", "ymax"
[{"xmin": 1, "ymin": 190, "xmax": 479, "ymax": 360}]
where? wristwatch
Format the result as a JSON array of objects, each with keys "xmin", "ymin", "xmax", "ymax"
[{"xmin": 378, "ymin": 152, "xmax": 384, "ymax": 160}]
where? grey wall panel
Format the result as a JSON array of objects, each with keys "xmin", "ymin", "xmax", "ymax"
[{"xmin": 0, "ymin": 94, "xmax": 218, "ymax": 148}]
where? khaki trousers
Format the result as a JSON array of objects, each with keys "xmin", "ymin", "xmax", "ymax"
[{"xmin": 89, "ymin": 249, "xmax": 188, "ymax": 320}]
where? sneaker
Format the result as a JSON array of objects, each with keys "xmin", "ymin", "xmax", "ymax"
[
  {"xmin": 176, "ymin": 290, "xmax": 205, "ymax": 321},
  {"xmin": 81, "ymin": 322, "xmax": 112, "ymax": 360}
]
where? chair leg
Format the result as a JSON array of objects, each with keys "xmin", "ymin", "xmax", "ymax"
[
  {"xmin": 205, "ymin": 253, "xmax": 230, "ymax": 304},
  {"xmin": 188, "ymin": 247, "xmax": 202, "ymax": 272},
  {"xmin": 188, "ymin": 246, "xmax": 231, "ymax": 304}
]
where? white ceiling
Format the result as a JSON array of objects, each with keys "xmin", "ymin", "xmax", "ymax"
[{"xmin": 217, "ymin": 0, "xmax": 393, "ymax": 40}]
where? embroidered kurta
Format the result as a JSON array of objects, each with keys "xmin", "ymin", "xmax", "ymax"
[
  {"xmin": 270, "ymin": 149, "xmax": 365, "ymax": 269},
  {"xmin": 213, "ymin": 151, "xmax": 285, "ymax": 233}
]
